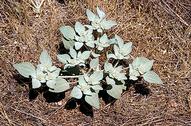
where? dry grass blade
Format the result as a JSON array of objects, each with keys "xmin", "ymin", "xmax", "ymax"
[{"xmin": 30, "ymin": 0, "xmax": 45, "ymax": 13}]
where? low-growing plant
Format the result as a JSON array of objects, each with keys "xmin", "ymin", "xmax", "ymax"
[{"xmin": 13, "ymin": 7, "xmax": 163, "ymax": 110}]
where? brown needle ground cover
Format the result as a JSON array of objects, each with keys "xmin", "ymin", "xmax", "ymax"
[{"xmin": 0, "ymin": 0, "xmax": 191, "ymax": 125}]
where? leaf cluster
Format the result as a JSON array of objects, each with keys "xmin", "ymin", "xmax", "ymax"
[{"xmin": 13, "ymin": 7, "xmax": 163, "ymax": 110}]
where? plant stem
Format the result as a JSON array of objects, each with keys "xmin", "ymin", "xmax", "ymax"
[
  {"xmin": 114, "ymin": 60, "xmax": 119, "ymax": 67},
  {"xmin": 60, "ymin": 75, "xmax": 79, "ymax": 79}
]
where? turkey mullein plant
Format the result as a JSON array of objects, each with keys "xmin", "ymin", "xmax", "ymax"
[{"xmin": 13, "ymin": 7, "xmax": 163, "ymax": 110}]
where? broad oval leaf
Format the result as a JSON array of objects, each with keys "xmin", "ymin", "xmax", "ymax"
[
  {"xmin": 104, "ymin": 62, "xmax": 113, "ymax": 72},
  {"xmin": 57, "ymin": 54, "xmax": 71, "ymax": 64},
  {"xmin": 13, "ymin": 62, "xmax": 36, "ymax": 78},
  {"xmin": 107, "ymin": 84, "xmax": 125, "ymax": 99},
  {"xmin": 75, "ymin": 22, "xmax": 85, "ymax": 35},
  {"xmin": 46, "ymin": 79, "xmax": 56, "ymax": 89},
  {"xmin": 40, "ymin": 49, "xmax": 52, "ymax": 66},
  {"xmin": 132, "ymin": 57, "xmax": 150, "ymax": 69},
  {"xmin": 85, "ymin": 93, "xmax": 99, "ymax": 109},
  {"xmin": 79, "ymin": 51, "xmax": 91, "ymax": 60},
  {"xmin": 143, "ymin": 71, "xmax": 163, "ymax": 84},
  {"xmin": 129, "ymin": 64, "xmax": 140, "ymax": 79},
  {"xmin": 75, "ymin": 42, "xmax": 84, "ymax": 50},
  {"xmin": 49, "ymin": 78, "xmax": 70, "ymax": 93},
  {"xmin": 101, "ymin": 19, "xmax": 117, "ymax": 30},
  {"xmin": 138, "ymin": 60, "xmax": 154, "ymax": 74},
  {"xmin": 115, "ymin": 35, "xmax": 124, "ymax": 49},
  {"xmin": 69, "ymin": 48, "xmax": 77, "ymax": 59},
  {"xmin": 90, "ymin": 71, "xmax": 103, "ymax": 84},
  {"xmin": 62, "ymin": 37, "xmax": 75, "ymax": 49},
  {"xmin": 70, "ymin": 86, "xmax": 83, "ymax": 99},
  {"xmin": 106, "ymin": 77, "xmax": 126, "ymax": 99},
  {"xmin": 90, "ymin": 58, "xmax": 99, "ymax": 70},
  {"xmin": 85, "ymin": 41, "xmax": 95, "ymax": 48},
  {"xmin": 59, "ymin": 26, "xmax": 76, "ymax": 40},
  {"xmin": 32, "ymin": 78, "xmax": 41, "ymax": 89},
  {"xmin": 91, "ymin": 85, "xmax": 103, "ymax": 91},
  {"xmin": 86, "ymin": 9, "xmax": 96, "ymax": 21},
  {"xmin": 100, "ymin": 34, "xmax": 108, "ymax": 43},
  {"xmin": 122, "ymin": 42, "xmax": 132, "ymax": 55},
  {"xmin": 96, "ymin": 7, "xmax": 106, "ymax": 19}
]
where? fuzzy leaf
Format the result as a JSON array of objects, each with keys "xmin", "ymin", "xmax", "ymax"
[
  {"xmin": 101, "ymin": 20, "xmax": 117, "ymax": 29},
  {"xmin": 49, "ymin": 78, "xmax": 70, "ymax": 93},
  {"xmin": 91, "ymin": 85, "xmax": 103, "ymax": 91},
  {"xmin": 69, "ymin": 48, "xmax": 77, "ymax": 59},
  {"xmin": 32, "ymin": 78, "xmax": 41, "ymax": 89},
  {"xmin": 59, "ymin": 26, "xmax": 75, "ymax": 40},
  {"xmin": 85, "ymin": 41, "xmax": 95, "ymax": 48},
  {"xmin": 132, "ymin": 57, "xmax": 150, "ymax": 69},
  {"xmin": 107, "ymin": 85, "xmax": 125, "ymax": 99},
  {"xmin": 138, "ymin": 60, "xmax": 154, "ymax": 74},
  {"xmin": 70, "ymin": 86, "xmax": 83, "ymax": 99},
  {"xmin": 75, "ymin": 42, "xmax": 84, "ymax": 50},
  {"xmin": 115, "ymin": 35, "xmax": 124, "ymax": 48},
  {"xmin": 79, "ymin": 51, "xmax": 91, "ymax": 60},
  {"xmin": 85, "ymin": 93, "xmax": 99, "ymax": 109},
  {"xmin": 90, "ymin": 58, "xmax": 99, "ymax": 70},
  {"xmin": 129, "ymin": 64, "xmax": 140, "ymax": 80},
  {"xmin": 143, "ymin": 71, "xmax": 163, "ymax": 84},
  {"xmin": 46, "ymin": 80, "xmax": 56, "ymax": 89},
  {"xmin": 40, "ymin": 49, "xmax": 52, "ymax": 66},
  {"xmin": 122, "ymin": 42, "xmax": 132, "ymax": 55},
  {"xmin": 90, "ymin": 71, "xmax": 103, "ymax": 84},
  {"xmin": 57, "ymin": 54, "xmax": 71, "ymax": 64},
  {"xmin": 13, "ymin": 62, "xmax": 36, "ymax": 78},
  {"xmin": 100, "ymin": 34, "xmax": 108, "ymax": 43},
  {"xmin": 86, "ymin": 9, "xmax": 96, "ymax": 21},
  {"xmin": 96, "ymin": 7, "xmax": 105, "ymax": 19},
  {"xmin": 62, "ymin": 37, "xmax": 75, "ymax": 49},
  {"xmin": 75, "ymin": 22, "xmax": 85, "ymax": 35},
  {"xmin": 106, "ymin": 77, "xmax": 125, "ymax": 99}
]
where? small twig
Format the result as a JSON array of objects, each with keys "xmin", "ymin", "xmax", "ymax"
[
  {"xmin": 161, "ymin": 0, "xmax": 189, "ymax": 26},
  {"xmin": 11, "ymin": 107, "xmax": 47, "ymax": 123},
  {"xmin": 0, "ymin": 103, "xmax": 13, "ymax": 126}
]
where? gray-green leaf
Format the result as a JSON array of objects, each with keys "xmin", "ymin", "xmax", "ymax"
[
  {"xmin": 143, "ymin": 71, "xmax": 163, "ymax": 84},
  {"xmin": 13, "ymin": 62, "xmax": 36, "ymax": 78},
  {"xmin": 70, "ymin": 86, "xmax": 83, "ymax": 99},
  {"xmin": 96, "ymin": 7, "xmax": 105, "ymax": 19},
  {"xmin": 32, "ymin": 78, "xmax": 41, "ymax": 89},
  {"xmin": 59, "ymin": 26, "xmax": 76, "ymax": 40},
  {"xmin": 49, "ymin": 78, "xmax": 70, "ymax": 93},
  {"xmin": 106, "ymin": 77, "xmax": 126, "ymax": 99},
  {"xmin": 40, "ymin": 49, "xmax": 52, "ymax": 66},
  {"xmin": 86, "ymin": 9, "xmax": 96, "ymax": 21},
  {"xmin": 101, "ymin": 20, "xmax": 117, "ymax": 29},
  {"xmin": 85, "ymin": 93, "xmax": 99, "ymax": 109},
  {"xmin": 138, "ymin": 60, "xmax": 154, "ymax": 74},
  {"xmin": 75, "ymin": 22, "xmax": 85, "ymax": 35},
  {"xmin": 90, "ymin": 58, "xmax": 99, "ymax": 70},
  {"xmin": 62, "ymin": 37, "xmax": 75, "ymax": 49}
]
